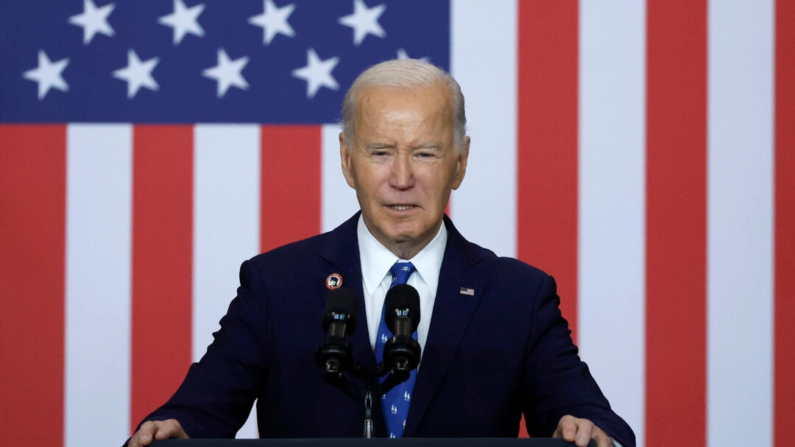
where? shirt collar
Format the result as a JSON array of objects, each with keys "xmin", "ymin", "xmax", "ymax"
[{"xmin": 357, "ymin": 215, "xmax": 448, "ymax": 296}]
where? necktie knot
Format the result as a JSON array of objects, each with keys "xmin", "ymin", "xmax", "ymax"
[{"xmin": 390, "ymin": 262, "xmax": 416, "ymax": 287}]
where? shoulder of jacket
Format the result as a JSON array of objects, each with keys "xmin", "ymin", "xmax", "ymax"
[{"xmin": 247, "ymin": 231, "xmax": 327, "ymax": 269}]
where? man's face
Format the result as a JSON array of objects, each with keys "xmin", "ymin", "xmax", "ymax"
[{"xmin": 340, "ymin": 83, "xmax": 469, "ymax": 258}]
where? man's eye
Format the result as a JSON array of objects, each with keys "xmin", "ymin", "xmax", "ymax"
[
  {"xmin": 417, "ymin": 152, "xmax": 435, "ymax": 158},
  {"xmin": 373, "ymin": 150, "xmax": 389, "ymax": 157}
]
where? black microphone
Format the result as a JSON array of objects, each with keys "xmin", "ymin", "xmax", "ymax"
[
  {"xmin": 382, "ymin": 284, "xmax": 421, "ymax": 378},
  {"xmin": 315, "ymin": 287, "xmax": 359, "ymax": 380}
]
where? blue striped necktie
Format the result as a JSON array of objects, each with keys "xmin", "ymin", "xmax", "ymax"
[{"xmin": 374, "ymin": 261, "xmax": 417, "ymax": 438}]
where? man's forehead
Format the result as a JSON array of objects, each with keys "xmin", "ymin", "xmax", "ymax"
[
  {"xmin": 356, "ymin": 87, "xmax": 451, "ymax": 127},
  {"xmin": 357, "ymin": 84, "xmax": 449, "ymax": 109},
  {"xmin": 356, "ymin": 108, "xmax": 451, "ymax": 142}
]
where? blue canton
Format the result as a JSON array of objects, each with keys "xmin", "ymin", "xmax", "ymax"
[{"xmin": 0, "ymin": 0, "xmax": 450, "ymax": 123}]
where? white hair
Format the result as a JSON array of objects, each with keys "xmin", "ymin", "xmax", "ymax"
[{"xmin": 341, "ymin": 59, "xmax": 467, "ymax": 152}]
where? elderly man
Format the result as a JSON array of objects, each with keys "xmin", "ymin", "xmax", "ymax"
[{"xmin": 128, "ymin": 60, "xmax": 634, "ymax": 447}]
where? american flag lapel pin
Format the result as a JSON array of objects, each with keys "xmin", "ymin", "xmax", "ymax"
[{"xmin": 460, "ymin": 287, "xmax": 475, "ymax": 296}]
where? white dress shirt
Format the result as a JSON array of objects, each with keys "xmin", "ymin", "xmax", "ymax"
[{"xmin": 357, "ymin": 215, "xmax": 447, "ymax": 354}]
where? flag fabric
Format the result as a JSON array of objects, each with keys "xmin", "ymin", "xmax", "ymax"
[{"xmin": 0, "ymin": 1, "xmax": 792, "ymax": 447}]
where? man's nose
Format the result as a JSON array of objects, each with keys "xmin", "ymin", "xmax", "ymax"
[{"xmin": 390, "ymin": 152, "xmax": 414, "ymax": 189}]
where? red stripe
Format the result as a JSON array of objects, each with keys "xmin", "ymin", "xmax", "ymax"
[
  {"xmin": 260, "ymin": 126, "xmax": 321, "ymax": 253},
  {"xmin": 516, "ymin": 3, "xmax": 578, "ymax": 438},
  {"xmin": 775, "ymin": 0, "xmax": 795, "ymax": 444},
  {"xmin": 131, "ymin": 125, "xmax": 194, "ymax": 432},
  {"xmin": 645, "ymin": 2, "xmax": 707, "ymax": 446},
  {"xmin": 0, "ymin": 125, "xmax": 66, "ymax": 445},
  {"xmin": 517, "ymin": 1, "xmax": 579, "ymax": 340}
]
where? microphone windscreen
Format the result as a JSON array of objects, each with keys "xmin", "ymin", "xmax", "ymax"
[
  {"xmin": 384, "ymin": 284, "xmax": 421, "ymax": 331},
  {"xmin": 322, "ymin": 287, "xmax": 359, "ymax": 332}
]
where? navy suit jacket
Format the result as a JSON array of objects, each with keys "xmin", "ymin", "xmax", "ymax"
[{"xmin": 139, "ymin": 213, "xmax": 635, "ymax": 446}]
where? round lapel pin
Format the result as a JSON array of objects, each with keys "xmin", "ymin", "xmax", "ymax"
[{"xmin": 326, "ymin": 273, "xmax": 343, "ymax": 290}]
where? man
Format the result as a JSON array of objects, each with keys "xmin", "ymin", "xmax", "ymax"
[{"xmin": 128, "ymin": 59, "xmax": 634, "ymax": 447}]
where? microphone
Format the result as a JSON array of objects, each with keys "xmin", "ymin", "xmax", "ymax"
[
  {"xmin": 381, "ymin": 284, "xmax": 421, "ymax": 378},
  {"xmin": 315, "ymin": 287, "xmax": 359, "ymax": 380}
]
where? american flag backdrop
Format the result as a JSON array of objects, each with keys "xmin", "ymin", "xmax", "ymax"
[{"xmin": 0, "ymin": 0, "xmax": 792, "ymax": 446}]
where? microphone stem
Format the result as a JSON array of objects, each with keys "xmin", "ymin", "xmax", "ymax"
[
  {"xmin": 363, "ymin": 387, "xmax": 374, "ymax": 438},
  {"xmin": 328, "ymin": 321, "xmax": 348, "ymax": 338},
  {"xmin": 394, "ymin": 318, "xmax": 411, "ymax": 336}
]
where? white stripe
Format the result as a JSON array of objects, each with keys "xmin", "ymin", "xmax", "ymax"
[
  {"xmin": 65, "ymin": 124, "xmax": 132, "ymax": 446},
  {"xmin": 707, "ymin": 1, "xmax": 774, "ymax": 446},
  {"xmin": 193, "ymin": 124, "xmax": 261, "ymax": 438},
  {"xmin": 449, "ymin": 0, "xmax": 517, "ymax": 257},
  {"xmin": 321, "ymin": 123, "xmax": 361, "ymax": 232},
  {"xmin": 577, "ymin": 2, "xmax": 647, "ymax": 445}
]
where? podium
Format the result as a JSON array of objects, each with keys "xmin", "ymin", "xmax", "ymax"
[{"xmin": 152, "ymin": 439, "xmax": 594, "ymax": 447}]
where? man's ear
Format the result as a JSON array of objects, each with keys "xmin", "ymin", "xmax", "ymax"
[
  {"xmin": 452, "ymin": 136, "xmax": 470, "ymax": 190},
  {"xmin": 339, "ymin": 133, "xmax": 356, "ymax": 189}
]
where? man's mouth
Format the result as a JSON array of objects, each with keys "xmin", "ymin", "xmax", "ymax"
[{"xmin": 388, "ymin": 204, "xmax": 416, "ymax": 211}]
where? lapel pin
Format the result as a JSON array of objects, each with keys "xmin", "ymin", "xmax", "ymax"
[
  {"xmin": 326, "ymin": 273, "xmax": 343, "ymax": 290},
  {"xmin": 460, "ymin": 287, "xmax": 475, "ymax": 296}
]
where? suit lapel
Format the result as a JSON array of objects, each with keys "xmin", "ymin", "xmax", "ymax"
[
  {"xmin": 318, "ymin": 212, "xmax": 377, "ymax": 395},
  {"xmin": 404, "ymin": 217, "xmax": 485, "ymax": 436}
]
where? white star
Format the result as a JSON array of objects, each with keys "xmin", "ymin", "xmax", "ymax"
[
  {"xmin": 396, "ymin": 49, "xmax": 429, "ymax": 63},
  {"xmin": 113, "ymin": 50, "xmax": 159, "ymax": 99},
  {"xmin": 202, "ymin": 48, "xmax": 249, "ymax": 98},
  {"xmin": 292, "ymin": 48, "xmax": 340, "ymax": 98},
  {"xmin": 248, "ymin": 0, "xmax": 296, "ymax": 45},
  {"xmin": 23, "ymin": 50, "xmax": 69, "ymax": 100},
  {"xmin": 69, "ymin": 0, "xmax": 115, "ymax": 45},
  {"xmin": 338, "ymin": 0, "xmax": 386, "ymax": 46},
  {"xmin": 158, "ymin": 0, "xmax": 205, "ymax": 45}
]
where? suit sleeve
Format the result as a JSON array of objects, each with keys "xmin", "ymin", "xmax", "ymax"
[
  {"xmin": 132, "ymin": 259, "xmax": 270, "ymax": 439},
  {"xmin": 521, "ymin": 275, "xmax": 636, "ymax": 447}
]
